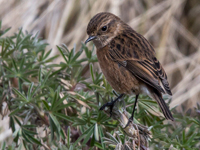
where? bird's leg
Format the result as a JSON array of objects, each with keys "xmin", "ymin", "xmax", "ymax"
[
  {"xmin": 124, "ymin": 94, "xmax": 139, "ymax": 128},
  {"xmin": 100, "ymin": 94, "xmax": 124, "ymax": 117}
]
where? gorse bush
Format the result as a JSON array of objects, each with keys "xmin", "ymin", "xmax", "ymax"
[{"xmin": 0, "ymin": 21, "xmax": 200, "ymax": 150}]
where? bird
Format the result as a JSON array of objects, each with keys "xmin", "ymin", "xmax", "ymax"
[{"xmin": 85, "ymin": 12, "xmax": 174, "ymax": 127}]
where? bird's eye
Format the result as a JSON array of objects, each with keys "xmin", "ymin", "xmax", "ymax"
[{"xmin": 101, "ymin": 26, "xmax": 107, "ymax": 31}]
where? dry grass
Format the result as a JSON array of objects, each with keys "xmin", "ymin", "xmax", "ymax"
[{"xmin": 0, "ymin": 0, "xmax": 200, "ymax": 145}]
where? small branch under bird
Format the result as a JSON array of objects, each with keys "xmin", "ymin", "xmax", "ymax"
[{"xmin": 85, "ymin": 12, "xmax": 174, "ymax": 127}]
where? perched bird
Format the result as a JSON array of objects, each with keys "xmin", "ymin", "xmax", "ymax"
[{"xmin": 85, "ymin": 12, "xmax": 174, "ymax": 126}]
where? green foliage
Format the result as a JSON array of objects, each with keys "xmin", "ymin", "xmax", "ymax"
[{"xmin": 0, "ymin": 21, "xmax": 200, "ymax": 149}]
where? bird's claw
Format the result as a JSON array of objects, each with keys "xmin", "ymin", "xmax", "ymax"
[
  {"xmin": 99, "ymin": 100, "xmax": 114, "ymax": 117},
  {"xmin": 100, "ymin": 94, "xmax": 124, "ymax": 117},
  {"xmin": 124, "ymin": 117, "xmax": 133, "ymax": 129}
]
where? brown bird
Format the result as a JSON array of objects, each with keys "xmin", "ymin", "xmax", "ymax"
[{"xmin": 85, "ymin": 12, "xmax": 174, "ymax": 126}]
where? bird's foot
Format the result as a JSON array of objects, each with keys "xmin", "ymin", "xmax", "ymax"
[
  {"xmin": 124, "ymin": 117, "xmax": 133, "ymax": 129},
  {"xmin": 100, "ymin": 94, "xmax": 124, "ymax": 117},
  {"xmin": 99, "ymin": 100, "xmax": 114, "ymax": 117}
]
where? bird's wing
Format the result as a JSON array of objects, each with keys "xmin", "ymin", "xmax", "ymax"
[
  {"xmin": 153, "ymin": 57, "xmax": 172, "ymax": 95},
  {"xmin": 108, "ymin": 33, "xmax": 171, "ymax": 95}
]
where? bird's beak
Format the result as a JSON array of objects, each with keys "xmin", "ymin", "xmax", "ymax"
[{"xmin": 85, "ymin": 36, "xmax": 96, "ymax": 44}]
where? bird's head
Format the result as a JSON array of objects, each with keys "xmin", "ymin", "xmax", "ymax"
[{"xmin": 85, "ymin": 12, "xmax": 123, "ymax": 49}]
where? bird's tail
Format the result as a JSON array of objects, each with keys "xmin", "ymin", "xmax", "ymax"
[{"xmin": 152, "ymin": 92, "xmax": 174, "ymax": 121}]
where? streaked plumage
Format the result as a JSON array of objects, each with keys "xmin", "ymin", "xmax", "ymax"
[{"xmin": 85, "ymin": 12, "xmax": 174, "ymax": 122}]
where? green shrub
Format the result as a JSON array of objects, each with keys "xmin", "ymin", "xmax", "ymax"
[{"xmin": 0, "ymin": 21, "xmax": 200, "ymax": 150}]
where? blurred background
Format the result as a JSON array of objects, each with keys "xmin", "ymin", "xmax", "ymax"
[{"xmin": 0, "ymin": 0, "xmax": 200, "ymax": 145}]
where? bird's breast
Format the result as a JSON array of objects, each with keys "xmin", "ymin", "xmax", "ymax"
[{"xmin": 97, "ymin": 47, "xmax": 140, "ymax": 94}]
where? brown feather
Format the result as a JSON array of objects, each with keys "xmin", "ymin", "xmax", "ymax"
[
  {"xmin": 151, "ymin": 90, "xmax": 174, "ymax": 121},
  {"xmin": 108, "ymin": 33, "xmax": 168, "ymax": 94},
  {"xmin": 153, "ymin": 57, "xmax": 172, "ymax": 95},
  {"xmin": 86, "ymin": 12, "xmax": 173, "ymax": 121}
]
